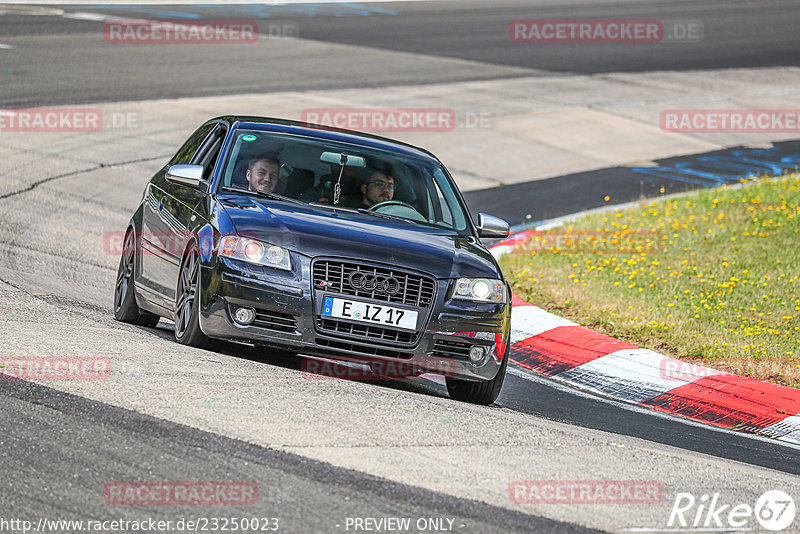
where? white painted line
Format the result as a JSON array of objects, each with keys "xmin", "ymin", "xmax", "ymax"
[
  {"xmin": 0, "ymin": 43, "xmax": 15, "ymax": 50},
  {"xmin": 4, "ymin": 0, "xmax": 438, "ymax": 4},
  {"xmin": 510, "ymin": 305, "xmax": 577, "ymax": 344},
  {"xmin": 0, "ymin": 5, "xmax": 63, "ymax": 15},
  {"xmin": 62, "ymin": 12, "xmax": 111, "ymax": 21}
]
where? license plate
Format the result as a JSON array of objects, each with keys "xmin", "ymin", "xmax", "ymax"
[{"xmin": 322, "ymin": 296, "xmax": 418, "ymax": 331}]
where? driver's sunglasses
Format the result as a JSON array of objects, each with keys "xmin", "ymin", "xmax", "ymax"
[{"xmin": 368, "ymin": 180, "xmax": 395, "ymax": 191}]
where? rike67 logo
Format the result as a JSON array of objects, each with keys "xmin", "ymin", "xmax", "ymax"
[{"xmin": 668, "ymin": 490, "xmax": 795, "ymax": 531}]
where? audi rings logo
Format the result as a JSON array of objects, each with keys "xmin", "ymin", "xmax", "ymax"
[{"xmin": 348, "ymin": 271, "xmax": 401, "ymax": 295}]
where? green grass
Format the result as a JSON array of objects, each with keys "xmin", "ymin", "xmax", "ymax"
[{"xmin": 500, "ymin": 174, "xmax": 800, "ymax": 387}]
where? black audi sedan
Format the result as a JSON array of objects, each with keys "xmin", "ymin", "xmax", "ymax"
[{"xmin": 114, "ymin": 116, "xmax": 512, "ymax": 404}]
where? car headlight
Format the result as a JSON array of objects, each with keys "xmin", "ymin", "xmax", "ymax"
[
  {"xmin": 453, "ymin": 278, "xmax": 506, "ymax": 303},
  {"xmin": 219, "ymin": 235, "xmax": 291, "ymax": 271}
]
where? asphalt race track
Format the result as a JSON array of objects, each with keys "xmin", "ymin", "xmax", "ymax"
[
  {"xmin": 1, "ymin": 2, "xmax": 800, "ymax": 533},
  {"xmin": 2, "ymin": 0, "xmax": 800, "ymax": 106}
]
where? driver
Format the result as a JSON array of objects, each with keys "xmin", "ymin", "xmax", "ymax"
[
  {"xmin": 360, "ymin": 165, "xmax": 395, "ymax": 208},
  {"xmin": 246, "ymin": 156, "xmax": 281, "ymax": 194}
]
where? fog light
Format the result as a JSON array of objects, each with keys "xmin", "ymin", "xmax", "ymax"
[
  {"xmin": 233, "ymin": 306, "xmax": 256, "ymax": 325},
  {"xmin": 469, "ymin": 346, "xmax": 486, "ymax": 364}
]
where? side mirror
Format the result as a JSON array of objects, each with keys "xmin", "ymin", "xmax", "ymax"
[
  {"xmin": 165, "ymin": 164, "xmax": 206, "ymax": 191},
  {"xmin": 476, "ymin": 213, "xmax": 510, "ymax": 239}
]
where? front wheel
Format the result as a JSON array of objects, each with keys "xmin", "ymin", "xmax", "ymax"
[
  {"xmin": 113, "ymin": 228, "xmax": 160, "ymax": 327},
  {"xmin": 446, "ymin": 342, "xmax": 509, "ymax": 405},
  {"xmin": 174, "ymin": 243, "xmax": 215, "ymax": 349}
]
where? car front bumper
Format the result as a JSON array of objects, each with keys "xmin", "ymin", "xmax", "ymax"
[{"xmin": 198, "ymin": 255, "xmax": 511, "ymax": 382}]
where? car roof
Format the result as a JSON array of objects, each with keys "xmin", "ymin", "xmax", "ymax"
[{"xmin": 211, "ymin": 115, "xmax": 441, "ymax": 163}]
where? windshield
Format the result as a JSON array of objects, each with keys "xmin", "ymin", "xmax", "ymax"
[{"xmin": 218, "ymin": 129, "xmax": 471, "ymax": 234}]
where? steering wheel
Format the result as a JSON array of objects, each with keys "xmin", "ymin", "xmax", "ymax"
[
  {"xmin": 367, "ymin": 200, "xmax": 427, "ymax": 223},
  {"xmin": 367, "ymin": 200, "xmax": 417, "ymax": 212}
]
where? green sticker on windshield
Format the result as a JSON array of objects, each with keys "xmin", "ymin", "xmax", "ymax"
[{"xmin": 242, "ymin": 134, "xmax": 257, "ymax": 141}]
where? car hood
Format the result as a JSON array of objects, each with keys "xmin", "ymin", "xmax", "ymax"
[{"xmin": 218, "ymin": 195, "xmax": 500, "ymax": 279}]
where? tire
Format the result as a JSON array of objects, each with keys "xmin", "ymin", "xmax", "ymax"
[
  {"xmin": 174, "ymin": 243, "xmax": 215, "ymax": 349},
  {"xmin": 446, "ymin": 342, "xmax": 509, "ymax": 405},
  {"xmin": 113, "ymin": 228, "xmax": 160, "ymax": 327}
]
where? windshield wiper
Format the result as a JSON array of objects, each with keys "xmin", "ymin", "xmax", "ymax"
[
  {"xmin": 356, "ymin": 208, "xmax": 408, "ymax": 222},
  {"xmin": 222, "ymin": 186, "xmax": 305, "ymax": 205}
]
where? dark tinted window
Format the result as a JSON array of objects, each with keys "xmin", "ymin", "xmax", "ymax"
[
  {"xmin": 197, "ymin": 126, "xmax": 226, "ymax": 182},
  {"xmin": 220, "ymin": 129, "xmax": 470, "ymax": 234},
  {"xmin": 169, "ymin": 122, "xmax": 216, "ymax": 166}
]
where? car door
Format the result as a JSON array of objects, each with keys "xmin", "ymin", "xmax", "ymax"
[
  {"xmin": 139, "ymin": 122, "xmax": 223, "ymax": 307},
  {"xmin": 160, "ymin": 123, "xmax": 227, "ymax": 303}
]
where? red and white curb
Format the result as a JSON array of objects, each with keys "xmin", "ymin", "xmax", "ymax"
[{"xmin": 489, "ymin": 232, "xmax": 800, "ymax": 444}]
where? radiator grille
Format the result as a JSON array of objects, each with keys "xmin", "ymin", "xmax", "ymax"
[
  {"xmin": 312, "ymin": 260, "xmax": 435, "ymax": 307},
  {"xmin": 315, "ymin": 338, "xmax": 414, "ymax": 359},
  {"xmin": 317, "ymin": 318, "xmax": 416, "ymax": 344}
]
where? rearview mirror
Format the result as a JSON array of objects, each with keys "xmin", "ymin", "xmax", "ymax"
[
  {"xmin": 476, "ymin": 213, "xmax": 510, "ymax": 239},
  {"xmin": 320, "ymin": 152, "xmax": 366, "ymax": 167},
  {"xmin": 165, "ymin": 164, "xmax": 206, "ymax": 191}
]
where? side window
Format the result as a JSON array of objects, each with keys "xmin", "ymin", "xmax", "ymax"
[
  {"xmin": 428, "ymin": 168, "xmax": 467, "ymax": 231},
  {"xmin": 432, "ymin": 179, "xmax": 454, "ymax": 226},
  {"xmin": 192, "ymin": 125, "xmax": 227, "ymax": 182},
  {"xmin": 169, "ymin": 123, "xmax": 216, "ymax": 166}
]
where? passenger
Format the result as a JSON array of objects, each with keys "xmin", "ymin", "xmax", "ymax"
[{"xmin": 246, "ymin": 156, "xmax": 281, "ymax": 194}]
